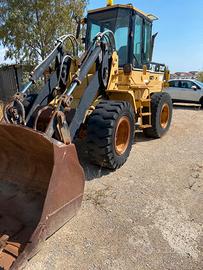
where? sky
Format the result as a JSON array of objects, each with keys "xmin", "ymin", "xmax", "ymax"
[
  {"xmin": 87, "ymin": 0, "xmax": 203, "ymax": 72},
  {"xmin": 0, "ymin": 0, "xmax": 202, "ymax": 73}
]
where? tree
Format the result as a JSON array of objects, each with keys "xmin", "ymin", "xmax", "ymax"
[
  {"xmin": 0, "ymin": 0, "xmax": 87, "ymax": 65},
  {"xmin": 197, "ymin": 71, "xmax": 203, "ymax": 82}
]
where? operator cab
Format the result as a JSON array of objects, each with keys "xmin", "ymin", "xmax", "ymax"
[{"xmin": 86, "ymin": 5, "xmax": 156, "ymax": 69}]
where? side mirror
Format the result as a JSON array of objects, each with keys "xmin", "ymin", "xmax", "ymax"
[
  {"xmin": 150, "ymin": 32, "xmax": 158, "ymax": 61},
  {"xmin": 192, "ymin": 85, "xmax": 197, "ymax": 91}
]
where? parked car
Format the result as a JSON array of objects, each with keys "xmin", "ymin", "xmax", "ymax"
[{"xmin": 165, "ymin": 79, "xmax": 203, "ymax": 107}]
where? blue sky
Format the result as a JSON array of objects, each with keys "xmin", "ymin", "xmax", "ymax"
[{"xmin": 87, "ymin": 0, "xmax": 203, "ymax": 72}]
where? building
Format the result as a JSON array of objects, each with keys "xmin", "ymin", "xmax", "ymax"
[{"xmin": 170, "ymin": 71, "xmax": 199, "ymax": 80}]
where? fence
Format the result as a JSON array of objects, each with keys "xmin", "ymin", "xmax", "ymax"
[{"xmin": 0, "ymin": 65, "xmax": 23, "ymax": 101}]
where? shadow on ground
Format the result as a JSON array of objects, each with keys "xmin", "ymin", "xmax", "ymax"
[
  {"xmin": 173, "ymin": 103, "xmax": 202, "ymax": 111},
  {"xmin": 134, "ymin": 130, "xmax": 154, "ymax": 143},
  {"xmin": 75, "ymin": 139, "xmax": 112, "ymax": 181},
  {"xmin": 75, "ymin": 130, "xmax": 153, "ymax": 181},
  {"xmin": 74, "ymin": 103, "xmax": 203, "ymax": 181}
]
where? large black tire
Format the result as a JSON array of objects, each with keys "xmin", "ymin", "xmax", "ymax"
[
  {"xmin": 87, "ymin": 100, "xmax": 135, "ymax": 169},
  {"xmin": 143, "ymin": 92, "xmax": 173, "ymax": 138}
]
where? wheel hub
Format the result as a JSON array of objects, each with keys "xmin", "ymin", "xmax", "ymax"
[
  {"xmin": 115, "ymin": 116, "xmax": 131, "ymax": 155},
  {"xmin": 160, "ymin": 103, "xmax": 170, "ymax": 129}
]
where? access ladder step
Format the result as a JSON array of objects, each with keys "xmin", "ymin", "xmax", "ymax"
[
  {"xmin": 141, "ymin": 112, "xmax": 151, "ymax": 116},
  {"xmin": 131, "ymin": 85, "xmax": 149, "ymax": 90},
  {"xmin": 140, "ymin": 124, "xmax": 152, "ymax": 129},
  {"xmin": 135, "ymin": 99, "xmax": 151, "ymax": 103},
  {"xmin": 140, "ymin": 99, "xmax": 151, "ymax": 102}
]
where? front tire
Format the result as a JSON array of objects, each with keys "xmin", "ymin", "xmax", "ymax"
[
  {"xmin": 144, "ymin": 92, "xmax": 173, "ymax": 138},
  {"xmin": 87, "ymin": 100, "xmax": 135, "ymax": 169}
]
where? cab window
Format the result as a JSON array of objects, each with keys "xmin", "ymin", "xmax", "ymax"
[
  {"xmin": 133, "ymin": 15, "xmax": 143, "ymax": 68},
  {"xmin": 90, "ymin": 23, "xmax": 100, "ymax": 41},
  {"xmin": 88, "ymin": 8, "xmax": 130, "ymax": 67},
  {"xmin": 143, "ymin": 21, "xmax": 152, "ymax": 64},
  {"xmin": 114, "ymin": 16, "xmax": 129, "ymax": 66}
]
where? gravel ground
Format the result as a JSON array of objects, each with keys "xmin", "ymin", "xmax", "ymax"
[{"xmin": 26, "ymin": 104, "xmax": 203, "ymax": 270}]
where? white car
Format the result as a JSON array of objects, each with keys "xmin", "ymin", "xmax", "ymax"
[{"xmin": 165, "ymin": 79, "xmax": 203, "ymax": 107}]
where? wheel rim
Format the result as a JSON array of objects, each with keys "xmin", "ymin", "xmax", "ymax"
[
  {"xmin": 115, "ymin": 116, "xmax": 131, "ymax": 156},
  {"xmin": 160, "ymin": 103, "xmax": 170, "ymax": 129}
]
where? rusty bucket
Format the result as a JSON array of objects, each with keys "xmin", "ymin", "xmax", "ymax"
[{"xmin": 0, "ymin": 123, "xmax": 85, "ymax": 270}]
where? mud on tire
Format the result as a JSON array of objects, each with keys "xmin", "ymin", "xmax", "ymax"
[
  {"xmin": 87, "ymin": 100, "xmax": 135, "ymax": 170},
  {"xmin": 144, "ymin": 92, "xmax": 173, "ymax": 138}
]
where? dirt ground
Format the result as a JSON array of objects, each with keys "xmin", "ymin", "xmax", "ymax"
[{"xmin": 27, "ymin": 105, "xmax": 203, "ymax": 270}]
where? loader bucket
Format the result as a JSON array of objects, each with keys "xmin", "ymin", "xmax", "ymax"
[{"xmin": 0, "ymin": 124, "xmax": 85, "ymax": 270}]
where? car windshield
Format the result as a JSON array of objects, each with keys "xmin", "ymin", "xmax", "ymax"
[{"xmin": 195, "ymin": 80, "xmax": 203, "ymax": 88}]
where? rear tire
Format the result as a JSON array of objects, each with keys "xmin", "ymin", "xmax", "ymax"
[
  {"xmin": 87, "ymin": 100, "xmax": 135, "ymax": 169},
  {"xmin": 143, "ymin": 92, "xmax": 173, "ymax": 138}
]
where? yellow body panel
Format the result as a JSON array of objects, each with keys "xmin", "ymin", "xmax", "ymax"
[
  {"xmin": 106, "ymin": 67, "xmax": 164, "ymax": 126},
  {"xmin": 68, "ymin": 50, "xmax": 167, "ymax": 129},
  {"xmin": 106, "ymin": 53, "xmax": 164, "ymax": 116}
]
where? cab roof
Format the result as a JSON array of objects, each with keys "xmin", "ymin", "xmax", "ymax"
[{"xmin": 88, "ymin": 4, "xmax": 158, "ymax": 22}]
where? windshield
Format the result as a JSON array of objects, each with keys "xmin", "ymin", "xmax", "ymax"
[
  {"xmin": 87, "ymin": 8, "xmax": 130, "ymax": 66},
  {"xmin": 195, "ymin": 80, "xmax": 203, "ymax": 88}
]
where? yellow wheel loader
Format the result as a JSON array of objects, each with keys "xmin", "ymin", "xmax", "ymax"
[{"xmin": 0, "ymin": 1, "xmax": 172, "ymax": 269}]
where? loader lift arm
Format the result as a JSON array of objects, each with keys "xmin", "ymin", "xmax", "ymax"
[
  {"xmin": 3, "ymin": 34, "xmax": 78, "ymax": 126},
  {"xmin": 54, "ymin": 30, "xmax": 116, "ymax": 141},
  {"xmin": 3, "ymin": 31, "xmax": 115, "ymax": 144}
]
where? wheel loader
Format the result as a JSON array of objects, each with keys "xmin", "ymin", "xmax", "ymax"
[{"xmin": 0, "ymin": 1, "xmax": 172, "ymax": 269}]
